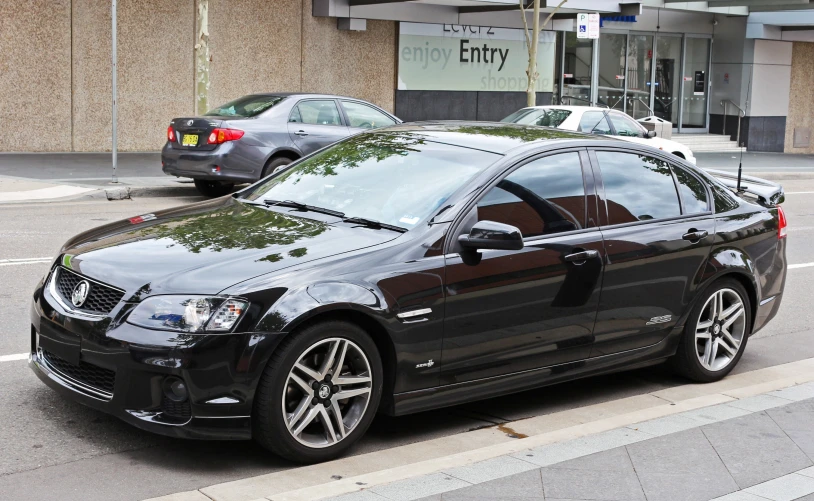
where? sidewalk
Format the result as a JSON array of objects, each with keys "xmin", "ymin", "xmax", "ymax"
[{"xmin": 331, "ymin": 385, "xmax": 814, "ymax": 501}]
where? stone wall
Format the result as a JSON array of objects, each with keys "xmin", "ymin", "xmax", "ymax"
[
  {"xmin": 0, "ymin": 0, "xmax": 396, "ymax": 152},
  {"xmin": 785, "ymin": 42, "xmax": 814, "ymax": 154},
  {"xmin": 0, "ymin": 0, "xmax": 72, "ymax": 152}
]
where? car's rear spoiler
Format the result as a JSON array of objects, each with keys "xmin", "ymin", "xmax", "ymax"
[{"xmin": 704, "ymin": 169, "xmax": 785, "ymax": 207}]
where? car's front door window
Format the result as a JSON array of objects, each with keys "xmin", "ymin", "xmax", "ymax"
[
  {"xmin": 477, "ymin": 152, "xmax": 586, "ymax": 238},
  {"xmin": 579, "ymin": 111, "xmax": 612, "ymax": 135},
  {"xmin": 341, "ymin": 101, "xmax": 396, "ymax": 129},
  {"xmin": 608, "ymin": 113, "xmax": 643, "ymax": 137}
]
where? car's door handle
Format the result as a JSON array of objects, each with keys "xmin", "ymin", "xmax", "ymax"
[
  {"xmin": 294, "ymin": 130, "xmax": 309, "ymax": 137},
  {"xmin": 564, "ymin": 249, "xmax": 599, "ymax": 264},
  {"xmin": 682, "ymin": 229, "xmax": 708, "ymax": 242}
]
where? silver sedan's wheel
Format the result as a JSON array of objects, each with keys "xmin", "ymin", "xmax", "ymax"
[
  {"xmin": 695, "ymin": 288, "xmax": 746, "ymax": 372},
  {"xmin": 282, "ymin": 338, "xmax": 373, "ymax": 449}
]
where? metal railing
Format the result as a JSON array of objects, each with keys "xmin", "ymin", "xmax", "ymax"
[{"xmin": 721, "ymin": 100, "xmax": 745, "ymax": 145}]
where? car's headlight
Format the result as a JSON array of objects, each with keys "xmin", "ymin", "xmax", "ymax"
[{"xmin": 127, "ymin": 296, "xmax": 249, "ymax": 333}]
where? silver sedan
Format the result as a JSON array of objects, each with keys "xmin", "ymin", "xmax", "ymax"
[{"xmin": 162, "ymin": 93, "xmax": 400, "ymax": 196}]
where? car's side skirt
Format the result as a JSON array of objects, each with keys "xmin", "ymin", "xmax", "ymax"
[{"xmin": 388, "ymin": 331, "xmax": 681, "ymax": 417}]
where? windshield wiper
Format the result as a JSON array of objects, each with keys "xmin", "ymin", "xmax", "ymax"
[
  {"xmin": 343, "ymin": 217, "xmax": 407, "ymax": 233},
  {"xmin": 264, "ymin": 199, "xmax": 345, "ymax": 218}
]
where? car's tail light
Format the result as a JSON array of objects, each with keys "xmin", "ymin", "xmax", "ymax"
[
  {"xmin": 207, "ymin": 128, "xmax": 244, "ymax": 145},
  {"xmin": 167, "ymin": 125, "xmax": 175, "ymax": 142},
  {"xmin": 777, "ymin": 205, "xmax": 787, "ymax": 239}
]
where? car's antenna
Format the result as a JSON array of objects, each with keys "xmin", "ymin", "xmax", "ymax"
[{"xmin": 737, "ymin": 73, "xmax": 752, "ymax": 193}]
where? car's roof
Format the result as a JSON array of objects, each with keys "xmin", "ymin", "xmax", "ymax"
[
  {"xmin": 523, "ymin": 105, "xmax": 620, "ymax": 113},
  {"xmin": 371, "ymin": 121, "xmax": 605, "ymax": 154},
  {"xmin": 246, "ymin": 92, "xmax": 369, "ymax": 100}
]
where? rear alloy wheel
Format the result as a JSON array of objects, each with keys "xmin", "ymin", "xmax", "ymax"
[
  {"xmin": 193, "ymin": 179, "xmax": 234, "ymax": 197},
  {"xmin": 261, "ymin": 157, "xmax": 293, "ymax": 178},
  {"xmin": 672, "ymin": 278, "xmax": 751, "ymax": 382},
  {"xmin": 253, "ymin": 321, "xmax": 382, "ymax": 463}
]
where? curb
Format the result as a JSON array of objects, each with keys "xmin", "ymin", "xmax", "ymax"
[
  {"xmin": 144, "ymin": 357, "xmax": 814, "ymax": 501},
  {"xmin": 0, "ymin": 184, "xmax": 200, "ymax": 204}
]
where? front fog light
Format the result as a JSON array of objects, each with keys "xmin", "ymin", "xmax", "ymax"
[
  {"xmin": 128, "ymin": 295, "xmax": 249, "ymax": 333},
  {"xmin": 163, "ymin": 376, "xmax": 188, "ymax": 402}
]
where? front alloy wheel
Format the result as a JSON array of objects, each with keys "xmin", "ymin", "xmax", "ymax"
[
  {"xmin": 253, "ymin": 321, "xmax": 382, "ymax": 463},
  {"xmin": 283, "ymin": 338, "xmax": 373, "ymax": 448}
]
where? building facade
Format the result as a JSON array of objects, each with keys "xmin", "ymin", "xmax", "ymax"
[{"xmin": 2, "ymin": 0, "xmax": 813, "ymax": 154}]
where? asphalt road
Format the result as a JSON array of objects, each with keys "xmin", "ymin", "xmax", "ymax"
[{"xmin": 1, "ymin": 177, "xmax": 814, "ymax": 501}]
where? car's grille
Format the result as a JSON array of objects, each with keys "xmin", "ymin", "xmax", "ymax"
[
  {"xmin": 41, "ymin": 349, "xmax": 116, "ymax": 396},
  {"xmin": 53, "ymin": 267, "xmax": 125, "ymax": 316},
  {"xmin": 161, "ymin": 395, "xmax": 192, "ymax": 420}
]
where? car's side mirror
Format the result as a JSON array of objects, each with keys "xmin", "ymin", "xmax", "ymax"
[
  {"xmin": 646, "ymin": 130, "xmax": 657, "ymax": 138},
  {"xmin": 458, "ymin": 221, "xmax": 524, "ymax": 251}
]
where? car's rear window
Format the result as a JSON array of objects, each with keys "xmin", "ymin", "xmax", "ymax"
[
  {"xmin": 204, "ymin": 95, "xmax": 285, "ymax": 118},
  {"xmin": 502, "ymin": 108, "xmax": 572, "ymax": 128}
]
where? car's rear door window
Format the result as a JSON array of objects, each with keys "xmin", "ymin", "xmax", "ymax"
[
  {"xmin": 673, "ymin": 166, "xmax": 709, "ymax": 214},
  {"xmin": 341, "ymin": 101, "xmax": 396, "ymax": 129},
  {"xmin": 595, "ymin": 151, "xmax": 681, "ymax": 224},
  {"xmin": 579, "ymin": 112, "xmax": 612, "ymax": 134},
  {"xmin": 477, "ymin": 153, "xmax": 586, "ymax": 238},
  {"xmin": 290, "ymin": 100, "xmax": 343, "ymax": 126}
]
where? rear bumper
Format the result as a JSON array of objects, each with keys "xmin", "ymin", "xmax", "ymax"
[{"xmin": 161, "ymin": 142, "xmax": 260, "ymax": 184}]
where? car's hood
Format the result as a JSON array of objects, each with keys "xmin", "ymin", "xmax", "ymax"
[{"xmin": 59, "ymin": 197, "xmax": 398, "ymax": 296}]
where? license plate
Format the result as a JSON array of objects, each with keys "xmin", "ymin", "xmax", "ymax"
[{"xmin": 182, "ymin": 134, "xmax": 198, "ymax": 146}]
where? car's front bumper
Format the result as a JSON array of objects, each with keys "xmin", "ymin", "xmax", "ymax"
[{"xmin": 29, "ymin": 272, "xmax": 285, "ymax": 440}]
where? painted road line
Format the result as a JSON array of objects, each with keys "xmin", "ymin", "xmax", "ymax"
[
  {"xmin": 0, "ymin": 353, "xmax": 28, "ymax": 362},
  {"xmin": 790, "ymin": 262, "xmax": 814, "ymax": 269},
  {"xmin": 140, "ymin": 357, "xmax": 814, "ymax": 501},
  {"xmin": 0, "ymin": 257, "xmax": 52, "ymax": 267},
  {"xmin": 786, "ymin": 191, "xmax": 814, "ymax": 194}
]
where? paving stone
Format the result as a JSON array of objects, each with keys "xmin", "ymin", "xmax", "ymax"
[
  {"xmin": 627, "ymin": 414, "xmax": 702, "ymax": 436},
  {"xmin": 517, "ymin": 428, "xmax": 652, "ymax": 467},
  {"xmin": 627, "ymin": 428, "xmax": 739, "ymax": 501},
  {"xmin": 727, "ymin": 394, "xmax": 795, "ymax": 412},
  {"xmin": 324, "ymin": 491, "xmax": 390, "ymax": 501},
  {"xmin": 768, "ymin": 400, "xmax": 814, "ymax": 460},
  {"xmin": 680, "ymin": 403, "xmax": 752, "ymax": 425},
  {"xmin": 769, "ymin": 385, "xmax": 814, "ymax": 402},
  {"xmin": 795, "ymin": 494, "xmax": 814, "ymax": 501},
  {"xmin": 540, "ymin": 466, "xmax": 645, "ymax": 500},
  {"xmin": 441, "ymin": 469, "xmax": 544, "ymax": 500},
  {"xmin": 798, "ymin": 466, "xmax": 814, "ymax": 479},
  {"xmin": 369, "ymin": 473, "xmax": 471, "ymax": 501},
  {"xmin": 547, "ymin": 446, "xmax": 633, "ymax": 472},
  {"xmin": 443, "ymin": 456, "xmax": 538, "ymax": 485},
  {"xmin": 702, "ymin": 412, "xmax": 813, "ymax": 488},
  {"xmin": 744, "ymin": 473, "xmax": 814, "ymax": 501},
  {"xmin": 708, "ymin": 492, "xmax": 770, "ymax": 501}
]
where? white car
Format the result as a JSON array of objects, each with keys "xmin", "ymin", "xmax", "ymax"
[{"xmin": 502, "ymin": 106, "xmax": 696, "ymax": 165}]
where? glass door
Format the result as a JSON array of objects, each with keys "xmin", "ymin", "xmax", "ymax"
[
  {"xmin": 653, "ymin": 34, "xmax": 682, "ymax": 128},
  {"xmin": 561, "ymin": 32, "xmax": 593, "ymax": 106},
  {"xmin": 597, "ymin": 32, "xmax": 626, "ymax": 111},
  {"xmin": 625, "ymin": 33, "xmax": 654, "ymax": 119},
  {"xmin": 680, "ymin": 37, "xmax": 711, "ymax": 131}
]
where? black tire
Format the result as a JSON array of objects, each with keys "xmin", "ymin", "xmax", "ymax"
[
  {"xmin": 261, "ymin": 157, "xmax": 293, "ymax": 178},
  {"xmin": 193, "ymin": 179, "xmax": 234, "ymax": 197},
  {"xmin": 671, "ymin": 277, "xmax": 751, "ymax": 382},
  {"xmin": 253, "ymin": 321, "xmax": 383, "ymax": 463}
]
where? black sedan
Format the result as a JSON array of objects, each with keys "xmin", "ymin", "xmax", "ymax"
[
  {"xmin": 162, "ymin": 93, "xmax": 400, "ymax": 197},
  {"xmin": 31, "ymin": 123, "xmax": 787, "ymax": 463}
]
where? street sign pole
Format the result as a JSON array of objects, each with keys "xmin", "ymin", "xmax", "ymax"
[{"xmin": 111, "ymin": 0, "xmax": 118, "ymax": 184}]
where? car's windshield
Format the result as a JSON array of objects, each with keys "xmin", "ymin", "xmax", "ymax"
[
  {"xmin": 204, "ymin": 95, "xmax": 285, "ymax": 117},
  {"xmin": 241, "ymin": 132, "xmax": 500, "ymax": 229},
  {"xmin": 501, "ymin": 108, "xmax": 572, "ymax": 128}
]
